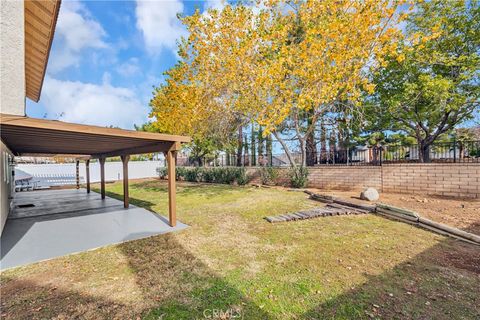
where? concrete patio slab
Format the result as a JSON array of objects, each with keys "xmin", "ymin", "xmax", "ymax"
[{"xmin": 1, "ymin": 189, "xmax": 187, "ymax": 270}]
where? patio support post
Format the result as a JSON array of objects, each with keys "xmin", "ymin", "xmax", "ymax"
[
  {"xmin": 121, "ymin": 155, "xmax": 129, "ymax": 209},
  {"xmin": 75, "ymin": 160, "xmax": 80, "ymax": 189},
  {"xmin": 99, "ymin": 157, "xmax": 106, "ymax": 199},
  {"xmin": 86, "ymin": 159, "xmax": 90, "ymax": 193},
  {"xmin": 166, "ymin": 146, "xmax": 178, "ymax": 227}
]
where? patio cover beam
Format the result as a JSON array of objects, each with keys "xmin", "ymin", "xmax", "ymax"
[
  {"xmin": 99, "ymin": 157, "xmax": 106, "ymax": 200},
  {"xmin": 166, "ymin": 148, "xmax": 177, "ymax": 227},
  {"xmin": 75, "ymin": 160, "xmax": 80, "ymax": 189},
  {"xmin": 121, "ymin": 155, "xmax": 129, "ymax": 209},
  {"xmin": 86, "ymin": 159, "xmax": 90, "ymax": 194},
  {"xmin": 0, "ymin": 114, "xmax": 190, "ymax": 157}
]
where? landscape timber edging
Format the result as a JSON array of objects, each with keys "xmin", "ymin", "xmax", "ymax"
[{"xmin": 306, "ymin": 191, "xmax": 480, "ymax": 246}]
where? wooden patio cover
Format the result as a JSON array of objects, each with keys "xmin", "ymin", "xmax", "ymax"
[
  {"xmin": 25, "ymin": 0, "xmax": 62, "ymax": 102},
  {"xmin": 0, "ymin": 114, "xmax": 191, "ymax": 227}
]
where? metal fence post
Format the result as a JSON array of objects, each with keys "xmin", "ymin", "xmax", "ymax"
[{"xmin": 453, "ymin": 137, "xmax": 457, "ymax": 163}]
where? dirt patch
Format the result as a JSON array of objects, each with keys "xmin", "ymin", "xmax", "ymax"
[
  {"xmin": 306, "ymin": 188, "xmax": 480, "ymax": 235},
  {"xmin": 435, "ymin": 242, "xmax": 480, "ymax": 274}
]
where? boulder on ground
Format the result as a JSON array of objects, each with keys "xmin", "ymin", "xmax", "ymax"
[{"xmin": 360, "ymin": 187, "xmax": 379, "ymax": 201}]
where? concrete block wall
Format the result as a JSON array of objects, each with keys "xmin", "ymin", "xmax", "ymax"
[
  {"xmin": 382, "ymin": 163, "xmax": 479, "ymax": 198},
  {"xmin": 247, "ymin": 163, "xmax": 479, "ymax": 198},
  {"xmin": 307, "ymin": 166, "xmax": 382, "ymax": 191}
]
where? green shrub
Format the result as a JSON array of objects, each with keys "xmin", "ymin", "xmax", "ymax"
[
  {"xmin": 176, "ymin": 167, "xmax": 188, "ymax": 181},
  {"xmin": 157, "ymin": 167, "xmax": 167, "ymax": 179},
  {"xmin": 157, "ymin": 167, "xmax": 250, "ymax": 185},
  {"xmin": 289, "ymin": 166, "xmax": 308, "ymax": 188},
  {"xmin": 202, "ymin": 168, "xmax": 215, "ymax": 183},
  {"xmin": 184, "ymin": 167, "xmax": 200, "ymax": 182},
  {"xmin": 234, "ymin": 167, "xmax": 249, "ymax": 185},
  {"xmin": 260, "ymin": 166, "xmax": 279, "ymax": 185}
]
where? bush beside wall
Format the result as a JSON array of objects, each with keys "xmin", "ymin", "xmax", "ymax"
[{"xmin": 157, "ymin": 167, "xmax": 249, "ymax": 185}]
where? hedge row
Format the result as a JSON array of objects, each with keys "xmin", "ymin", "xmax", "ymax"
[
  {"xmin": 157, "ymin": 167, "xmax": 249, "ymax": 185},
  {"xmin": 157, "ymin": 166, "xmax": 309, "ymax": 188}
]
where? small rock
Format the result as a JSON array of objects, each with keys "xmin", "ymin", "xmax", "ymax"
[
  {"xmin": 388, "ymin": 293, "xmax": 393, "ymax": 297},
  {"xmin": 360, "ymin": 187, "xmax": 379, "ymax": 201}
]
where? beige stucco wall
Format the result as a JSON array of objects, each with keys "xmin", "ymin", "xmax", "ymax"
[
  {"xmin": 1, "ymin": 0, "xmax": 25, "ymax": 116},
  {"xmin": 0, "ymin": 141, "xmax": 14, "ymax": 235}
]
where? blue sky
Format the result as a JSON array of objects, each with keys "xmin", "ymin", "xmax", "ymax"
[{"xmin": 27, "ymin": 0, "xmax": 224, "ymax": 129}]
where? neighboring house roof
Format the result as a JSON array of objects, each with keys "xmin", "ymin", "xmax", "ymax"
[
  {"xmin": 355, "ymin": 145, "xmax": 369, "ymax": 150},
  {"xmin": 271, "ymin": 155, "xmax": 287, "ymax": 165},
  {"xmin": 25, "ymin": 0, "xmax": 61, "ymax": 102}
]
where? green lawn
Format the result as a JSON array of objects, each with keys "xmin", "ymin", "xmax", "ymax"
[{"xmin": 1, "ymin": 180, "xmax": 479, "ymax": 319}]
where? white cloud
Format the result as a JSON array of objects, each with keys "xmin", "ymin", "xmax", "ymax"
[
  {"xmin": 41, "ymin": 76, "xmax": 149, "ymax": 129},
  {"xmin": 204, "ymin": 0, "xmax": 226, "ymax": 11},
  {"xmin": 135, "ymin": 0, "xmax": 186, "ymax": 55},
  {"xmin": 49, "ymin": 1, "xmax": 108, "ymax": 73},
  {"xmin": 116, "ymin": 58, "xmax": 141, "ymax": 77}
]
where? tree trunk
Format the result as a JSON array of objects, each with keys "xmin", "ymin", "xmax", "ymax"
[
  {"xmin": 257, "ymin": 126, "xmax": 264, "ymax": 165},
  {"xmin": 329, "ymin": 130, "xmax": 337, "ymax": 164},
  {"xmin": 419, "ymin": 141, "xmax": 431, "ymax": 163},
  {"xmin": 237, "ymin": 126, "xmax": 243, "ymax": 166},
  {"xmin": 306, "ymin": 131, "xmax": 316, "ymax": 167},
  {"xmin": 320, "ymin": 122, "xmax": 327, "ymax": 164},
  {"xmin": 266, "ymin": 133, "xmax": 272, "ymax": 166},
  {"xmin": 251, "ymin": 125, "xmax": 256, "ymax": 166},
  {"xmin": 244, "ymin": 136, "xmax": 249, "ymax": 166},
  {"xmin": 305, "ymin": 111, "xmax": 317, "ymax": 166},
  {"xmin": 299, "ymin": 137, "xmax": 307, "ymax": 167},
  {"xmin": 337, "ymin": 128, "xmax": 347, "ymax": 164},
  {"xmin": 273, "ymin": 131, "xmax": 297, "ymax": 167}
]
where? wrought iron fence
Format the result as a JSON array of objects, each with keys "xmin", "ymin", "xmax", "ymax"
[
  {"xmin": 381, "ymin": 140, "xmax": 480, "ymax": 163},
  {"xmin": 175, "ymin": 140, "xmax": 480, "ymax": 167}
]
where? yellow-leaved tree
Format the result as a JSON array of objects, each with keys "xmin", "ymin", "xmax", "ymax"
[{"xmin": 150, "ymin": 0, "xmax": 406, "ymax": 166}]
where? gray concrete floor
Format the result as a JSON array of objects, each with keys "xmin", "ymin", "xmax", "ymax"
[{"xmin": 1, "ymin": 189, "xmax": 187, "ymax": 270}]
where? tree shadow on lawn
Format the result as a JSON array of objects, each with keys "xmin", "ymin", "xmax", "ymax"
[
  {"xmin": 0, "ymin": 233, "xmax": 271, "ymax": 320},
  {"xmin": 119, "ymin": 234, "xmax": 272, "ymax": 320},
  {"xmin": 301, "ymin": 222, "xmax": 480, "ymax": 320}
]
